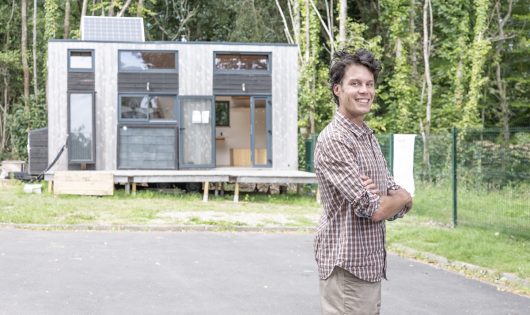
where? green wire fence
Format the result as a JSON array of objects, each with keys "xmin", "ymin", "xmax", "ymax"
[{"xmin": 304, "ymin": 127, "xmax": 530, "ymax": 239}]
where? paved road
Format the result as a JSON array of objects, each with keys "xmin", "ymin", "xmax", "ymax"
[{"xmin": 0, "ymin": 229, "xmax": 528, "ymax": 315}]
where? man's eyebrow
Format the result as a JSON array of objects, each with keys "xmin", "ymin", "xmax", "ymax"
[{"xmin": 347, "ymin": 78, "xmax": 374, "ymax": 82}]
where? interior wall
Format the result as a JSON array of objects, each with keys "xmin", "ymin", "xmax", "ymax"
[{"xmin": 215, "ymin": 96, "xmax": 266, "ymax": 167}]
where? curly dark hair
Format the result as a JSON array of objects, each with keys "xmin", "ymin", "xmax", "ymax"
[{"xmin": 329, "ymin": 48, "xmax": 382, "ymax": 105}]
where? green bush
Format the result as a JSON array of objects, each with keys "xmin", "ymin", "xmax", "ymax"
[{"xmin": 8, "ymin": 93, "xmax": 47, "ymax": 160}]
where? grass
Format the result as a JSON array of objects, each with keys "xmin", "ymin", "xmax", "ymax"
[
  {"xmin": 387, "ymin": 218, "xmax": 530, "ymax": 280},
  {"xmin": 0, "ymin": 181, "xmax": 321, "ymax": 226},
  {"xmin": 410, "ymin": 182, "xmax": 530, "ymax": 238},
  {"xmin": 1, "ymin": 180, "xmax": 528, "ymax": 292}
]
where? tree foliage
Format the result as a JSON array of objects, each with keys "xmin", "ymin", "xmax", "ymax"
[{"xmin": 0, "ymin": 0, "xmax": 528, "ymax": 161}]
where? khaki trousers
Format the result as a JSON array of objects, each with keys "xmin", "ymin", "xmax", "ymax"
[{"xmin": 319, "ymin": 267, "xmax": 381, "ymax": 315}]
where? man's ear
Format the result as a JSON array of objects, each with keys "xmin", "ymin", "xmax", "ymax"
[{"xmin": 333, "ymin": 83, "xmax": 341, "ymax": 97}]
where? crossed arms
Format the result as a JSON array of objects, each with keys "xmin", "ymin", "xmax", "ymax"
[{"xmin": 361, "ymin": 175, "xmax": 412, "ymax": 222}]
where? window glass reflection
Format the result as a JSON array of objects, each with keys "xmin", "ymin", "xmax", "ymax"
[
  {"xmin": 121, "ymin": 96, "xmax": 148, "ymax": 119},
  {"xmin": 121, "ymin": 95, "xmax": 175, "ymax": 120},
  {"xmin": 150, "ymin": 96, "xmax": 175, "ymax": 120},
  {"xmin": 119, "ymin": 51, "xmax": 176, "ymax": 71},
  {"xmin": 69, "ymin": 93, "xmax": 93, "ymax": 161},
  {"xmin": 215, "ymin": 54, "xmax": 268, "ymax": 71}
]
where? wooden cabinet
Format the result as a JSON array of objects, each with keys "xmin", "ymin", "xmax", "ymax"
[{"xmin": 230, "ymin": 148, "xmax": 267, "ymax": 166}]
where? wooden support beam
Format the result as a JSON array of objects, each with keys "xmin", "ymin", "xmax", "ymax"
[
  {"xmin": 234, "ymin": 181, "xmax": 239, "ymax": 203},
  {"xmin": 48, "ymin": 180, "xmax": 54, "ymax": 194},
  {"xmin": 203, "ymin": 181, "xmax": 209, "ymax": 202},
  {"xmin": 220, "ymin": 182, "xmax": 225, "ymax": 196},
  {"xmin": 125, "ymin": 183, "xmax": 130, "ymax": 194},
  {"xmin": 132, "ymin": 182, "xmax": 137, "ymax": 195}
]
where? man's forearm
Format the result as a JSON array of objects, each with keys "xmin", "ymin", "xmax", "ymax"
[{"xmin": 371, "ymin": 189, "xmax": 411, "ymax": 222}]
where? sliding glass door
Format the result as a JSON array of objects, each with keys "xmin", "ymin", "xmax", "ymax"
[{"xmin": 251, "ymin": 96, "xmax": 272, "ymax": 167}]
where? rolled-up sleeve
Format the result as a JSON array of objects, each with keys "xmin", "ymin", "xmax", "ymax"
[
  {"xmin": 386, "ymin": 170, "xmax": 401, "ymax": 192},
  {"xmin": 385, "ymin": 170, "xmax": 411, "ymax": 221},
  {"xmin": 316, "ymin": 136, "xmax": 380, "ymax": 219},
  {"xmin": 387, "ymin": 204, "xmax": 411, "ymax": 221}
]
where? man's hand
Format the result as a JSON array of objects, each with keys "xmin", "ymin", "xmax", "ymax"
[
  {"xmin": 361, "ymin": 175, "xmax": 380, "ymax": 196},
  {"xmin": 372, "ymin": 188, "xmax": 412, "ymax": 222},
  {"xmin": 388, "ymin": 188, "xmax": 413, "ymax": 208}
]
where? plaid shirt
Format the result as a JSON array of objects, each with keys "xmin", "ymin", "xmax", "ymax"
[{"xmin": 314, "ymin": 111, "xmax": 407, "ymax": 282}]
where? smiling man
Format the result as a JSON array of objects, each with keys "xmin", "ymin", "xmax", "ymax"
[{"xmin": 314, "ymin": 49, "xmax": 413, "ymax": 315}]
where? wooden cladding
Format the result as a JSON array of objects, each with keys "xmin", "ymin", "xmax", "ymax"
[
  {"xmin": 213, "ymin": 73, "xmax": 272, "ymax": 95},
  {"xmin": 67, "ymin": 72, "xmax": 95, "ymax": 91},
  {"xmin": 118, "ymin": 72, "xmax": 179, "ymax": 92}
]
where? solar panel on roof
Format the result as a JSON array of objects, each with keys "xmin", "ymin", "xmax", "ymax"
[{"xmin": 81, "ymin": 16, "xmax": 145, "ymax": 42}]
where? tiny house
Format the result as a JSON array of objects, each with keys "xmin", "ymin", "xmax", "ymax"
[{"xmin": 45, "ymin": 17, "xmax": 300, "ymax": 174}]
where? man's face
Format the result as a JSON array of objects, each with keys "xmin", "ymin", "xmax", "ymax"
[{"xmin": 333, "ymin": 64, "xmax": 375, "ymax": 125}]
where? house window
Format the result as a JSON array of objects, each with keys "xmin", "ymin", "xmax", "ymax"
[
  {"xmin": 119, "ymin": 51, "xmax": 177, "ymax": 71},
  {"xmin": 69, "ymin": 93, "xmax": 94, "ymax": 163},
  {"xmin": 68, "ymin": 50, "xmax": 94, "ymax": 71},
  {"xmin": 215, "ymin": 101, "xmax": 230, "ymax": 126},
  {"xmin": 215, "ymin": 53, "xmax": 269, "ymax": 71},
  {"xmin": 120, "ymin": 95, "xmax": 176, "ymax": 121}
]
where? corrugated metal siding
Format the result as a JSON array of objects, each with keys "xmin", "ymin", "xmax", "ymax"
[
  {"xmin": 118, "ymin": 73, "xmax": 179, "ymax": 92},
  {"xmin": 213, "ymin": 73, "xmax": 271, "ymax": 95},
  {"xmin": 68, "ymin": 72, "xmax": 95, "ymax": 90},
  {"xmin": 118, "ymin": 127, "xmax": 177, "ymax": 169},
  {"xmin": 28, "ymin": 128, "xmax": 48, "ymax": 175}
]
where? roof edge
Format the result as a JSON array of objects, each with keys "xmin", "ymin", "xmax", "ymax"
[{"xmin": 48, "ymin": 39, "xmax": 298, "ymax": 47}]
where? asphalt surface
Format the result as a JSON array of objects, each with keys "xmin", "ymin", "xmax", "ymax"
[{"xmin": 0, "ymin": 229, "xmax": 528, "ymax": 315}]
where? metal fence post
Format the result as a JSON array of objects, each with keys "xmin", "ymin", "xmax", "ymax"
[
  {"xmin": 452, "ymin": 127, "xmax": 458, "ymax": 227},
  {"xmin": 389, "ymin": 133, "xmax": 394, "ymax": 175}
]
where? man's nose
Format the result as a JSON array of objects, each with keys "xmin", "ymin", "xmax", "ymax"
[{"xmin": 359, "ymin": 84, "xmax": 368, "ymax": 93}]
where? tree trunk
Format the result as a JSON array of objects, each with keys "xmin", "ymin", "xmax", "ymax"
[
  {"xmin": 422, "ymin": 0, "xmax": 432, "ymax": 176},
  {"xmin": 461, "ymin": 0, "xmax": 490, "ymax": 128},
  {"xmin": 304, "ymin": 0, "xmax": 315, "ymax": 134},
  {"xmin": 81, "ymin": 0, "xmax": 88, "ymax": 17},
  {"xmin": 293, "ymin": 0, "xmax": 300, "ymax": 46},
  {"xmin": 32, "ymin": 0, "xmax": 38, "ymax": 96},
  {"xmin": 325, "ymin": 0, "xmax": 334, "ymax": 57},
  {"xmin": 64, "ymin": 0, "xmax": 71, "ymax": 38},
  {"xmin": 137, "ymin": 0, "xmax": 144, "ymax": 17},
  {"xmin": 305, "ymin": 0, "xmax": 310, "ymax": 64},
  {"xmin": 275, "ymin": 0, "xmax": 295, "ymax": 44},
  {"xmin": 289, "ymin": 0, "xmax": 301, "ymax": 62},
  {"xmin": 309, "ymin": 0, "xmax": 333, "ymax": 59},
  {"xmin": 21, "ymin": 0, "xmax": 30, "ymax": 109},
  {"xmin": 108, "ymin": 0, "xmax": 114, "ymax": 16},
  {"xmin": 118, "ymin": 0, "xmax": 133, "ymax": 17},
  {"xmin": 1, "ymin": 0, "xmax": 16, "ymax": 150},
  {"xmin": 494, "ymin": 0, "xmax": 513, "ymax": 142},
  {"xmin": 338, "ymin": 0, "xmax": 346, "ymax": 46},
  {"xmin": 409, "ymin": 0, "xmax": 418, "ymax": 80},
  {"xmin": 1, "ymin": 75, "xmax": 9, "ymax": 151}
]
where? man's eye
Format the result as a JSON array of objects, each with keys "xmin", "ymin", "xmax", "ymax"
[
  {"xmin": 367, "ymin": 83, "xmax": 374, "ymax": 88},
  {"xmin": 351, "ymin": 81, "xmax": 361, "ymax": 87}
]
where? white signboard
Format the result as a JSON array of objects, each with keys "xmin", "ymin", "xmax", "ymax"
[
  {"xmin": 192, "ymin": 110, "xmax": 201, "ymax": 124},
  {"xmin": 392, "ymin": 134, "xmax": 416, "ymax": 196},
  {"xmin": 201, "ymin": 110, "xmax": 210, "ymax": 124}
]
